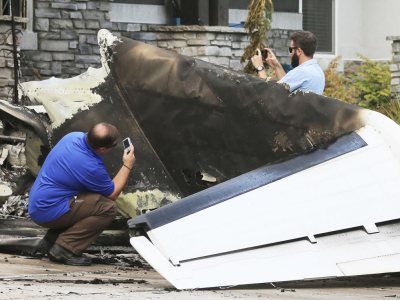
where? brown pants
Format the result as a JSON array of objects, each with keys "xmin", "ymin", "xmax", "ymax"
[{"xmin": 35, "ymin": 193, "xmax": 117, "ymax": 255}]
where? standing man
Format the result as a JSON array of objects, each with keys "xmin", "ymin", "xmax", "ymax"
[
  {"xmin": 28, "ymin": 123, "xmax": 136, "ymax": 266},
  {"xmin": 251, "ymin": 31, "xmax": 325, "ymax": 95}
]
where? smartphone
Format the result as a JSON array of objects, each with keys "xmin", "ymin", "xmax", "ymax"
[
  {"xmin": 122, "ymin": 137, "xmax": 132, "ymax": 153},
  {"xmin": 261, "ymin": 49, "xmax": 268, "ymax": 60}
]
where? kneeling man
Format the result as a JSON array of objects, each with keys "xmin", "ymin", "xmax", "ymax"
[{"xmin": 28, "ymin": 123, "xmax": 135, "ymax": 266}]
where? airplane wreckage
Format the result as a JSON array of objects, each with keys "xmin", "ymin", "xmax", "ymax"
[{"xmin": 0, "ymin": 29, "xmax": 400, "ymax": 289}]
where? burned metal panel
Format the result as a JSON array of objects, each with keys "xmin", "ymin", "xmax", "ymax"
[
  {"xmin": 49, "ymin": 80, "xmax": 183, "ymax": 197},
  {"xmin": 101, "ymin": 32, "xmax": 364, "ymax": 196},
  {"xmin": 15, "ymin": 30, "xmax": 366, "ymax": 211},
  {"xmin": 0, "ymin": 100, "xmax": 51, "ymax": 150}
]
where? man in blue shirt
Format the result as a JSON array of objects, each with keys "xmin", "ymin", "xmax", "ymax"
[
  {"xmin": 251, "ymin": 31, "xmax": 325, "ymax": 95},
  {"xmin": 29, "ymin": 123, "xmax": 136, "ymax": 266}
]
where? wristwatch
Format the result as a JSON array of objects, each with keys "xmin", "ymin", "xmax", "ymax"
[{"xmin": 256, "ymin": 65, "xmax": 265, "ymax": 72}]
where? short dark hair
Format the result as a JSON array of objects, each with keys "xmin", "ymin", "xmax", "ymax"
[
  {"xmin": 87, "ymin": 123, "xmax": 119, "ymax": 149},
  {"xmin": 291, "ymin": 31, "xmax": 317, "ymax": 57}
]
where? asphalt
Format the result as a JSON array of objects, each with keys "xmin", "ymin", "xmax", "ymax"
[{"xmin": 1, "ymin": 253, "xmax": 400, "ymax": 299}]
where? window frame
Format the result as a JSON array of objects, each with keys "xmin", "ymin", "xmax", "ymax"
[{"xmin": 300, "ymin": 0, "xmax": 337, "ymax": 57}]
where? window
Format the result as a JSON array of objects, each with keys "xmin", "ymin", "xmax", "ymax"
[
  {"xmin": 112, "ymin": 0, "xmax": 164, "ymax": 4},
  {"xmin": 1, "ymin": 0, "xmax": 26, "ymax": 17},
  {"xmin": 303, "ymin": 0, "xmax": 335, "ymax": 53},
  {"xmin": 230, "ymin": 0, "xmax": 298, "ymax": 12},
  {"xmin": 272, "ymin": 0, "xmax": 299, "ymax": 13}
]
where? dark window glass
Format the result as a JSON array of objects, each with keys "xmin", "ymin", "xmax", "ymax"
[
  {"xmin": 272, "ymin": 0, "xmax": 299, "ymax": 13},
  {"xmin": 2, "ymin": 0, "xmax": 24, "ymax": 17},
  {"xmin": 229, "ymin": 0, "xmax": 251, "ymax": 10},
  {"xmin": 113, "ymin": 0, "xmax": 165, "ymax": 4},
  {"xmin": 303, "ymin": 0, "xmax": 334, "ymax": 53},
  {"xmin": 230, "ymin": 0, "xmax": 298, "ymax": 12}
]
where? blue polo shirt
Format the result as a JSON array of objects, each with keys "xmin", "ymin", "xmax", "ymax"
[
  {"xmin": 28, "ymin": 132, "xmax": 115, "ymax": 223},
  {"xmin": 280, "ymin": 59, "xmax": 325, "ymax": 95}
]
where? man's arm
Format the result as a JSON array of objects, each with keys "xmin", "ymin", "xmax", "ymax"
[{"xmin": 107, "ymin": 147, "xmax": 136, "ymax": 201}]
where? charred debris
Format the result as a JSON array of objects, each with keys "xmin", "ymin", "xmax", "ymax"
[{"xmin": 0, "ymin": 115, "xmax": 143, "ymax": 266}]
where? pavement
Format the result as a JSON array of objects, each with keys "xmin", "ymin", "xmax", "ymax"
[{"xmin": 2, "ymin": 253, "xmax": 400, "ymax": 299}]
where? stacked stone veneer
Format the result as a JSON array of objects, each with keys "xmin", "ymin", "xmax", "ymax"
[
  {"xmin": 388, "ymin": 36, "xmax": 400, "ymax": 100},
  {"xmin": 19, "ymin": 0, "xmax": 294, "ymax": 82},
  {"xmin": 127, "ymin": 25, "xmax": 294, "ymax": 71},
  {"xmin": 21, "ymin": 1, "xmax": 113, "ymax": 81},
  {"xmin": 0, "ymin": 18, "xmax": 25, "ymax": 99}
]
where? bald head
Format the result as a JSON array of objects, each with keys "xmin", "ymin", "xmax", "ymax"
[{"xmin": 87, "ymin": 123, "xmax": 119, "ymax": 149}]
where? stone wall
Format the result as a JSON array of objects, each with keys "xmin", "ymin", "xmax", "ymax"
[
  {"xmin": 388, "ymin": 36, "xmax": 400, "ymax": 99},
  {"xmin": 19, "ymin": 0, "xmax": 294, "ymax": 82},
  {"xmin": 125, "ymin": 25, "xmax": 293, "ymax": 70},
  {"xmin": 20, "ymin": 0, "xmax": 112, "ymax": 81},
  {"xmin": 0, "ymin": 17, "xmax": 26, "ymax": 100}
]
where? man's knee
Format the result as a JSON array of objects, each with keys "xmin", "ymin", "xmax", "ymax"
[
  {"xmin": 98, "ymin": 195, "xmax": 118, "ymax": 218},
  {"xmin": 109, "ymin": 202, "xmax": 118, "ymax": 218}
]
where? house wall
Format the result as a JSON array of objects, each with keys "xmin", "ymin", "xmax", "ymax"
[
  {"xmin": 19, "ymin": 0, "xmax": 295, "ymax": 82},
  {"xmin": 0, "ymin": 18, "xmax": 25, "ymax": 100},
  {"xmin": 337, "ymin": 0, "xmax": 400, "ymax": 61}
]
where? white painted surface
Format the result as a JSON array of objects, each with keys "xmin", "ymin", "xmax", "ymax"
[
  {"xmin": 19, "ymin": 66, "xmax": 108, "ymax": 128},
  {"xmin": 337, "ymin": 0, "xmax": 400, "ymax": 61},
  {"xmin": 110, "ymin": 3, "xmax": 168, "ymax": 25},
  {"xmin": 131, "ymin": 110, "xmax": 400, "ymax": 289},
  {"xmin": 229, "ymin": 10, "xmax": 302, "ymax": 30},
  {"xmin": 20, "ymin": 0, "xmax": 37, "ymax": 50},
  {"xmin": 18, "ymin": 30, "xmax": 120, "ymax": 129},
  {"xmin": 132, "ymin": 225, "xmax": 400, "ymax": 289}
]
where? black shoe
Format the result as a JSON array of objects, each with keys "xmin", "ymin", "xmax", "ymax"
[
  {"xmin": 35, "ymin": 228, "xmax": 67, "ymax": 255},
  {"xmin": 35, "ymin": 237, "xmax": 54, "ymax": 255},
  {"xmin": 49, "ymin": 244, "xmax": 92, "ymax": 266}
]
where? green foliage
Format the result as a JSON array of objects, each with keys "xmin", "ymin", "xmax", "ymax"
[
  {"xmin": 349, "ymin": 53, "xmax": 391, "ymax": 109},
  {"xmin": 324, "ymin": 54, "xmax": 400, "ymax": 123},
  {"xmin": 376, "ymin": 97, "xmax": 400, "ymax": 124},
  {"xmin": 323, "ymin": 56, "xmax": 359, "ymax": 103},
  {"xmin": 240, "ymin": 0, "xmax": 274, "ymax": 75}
]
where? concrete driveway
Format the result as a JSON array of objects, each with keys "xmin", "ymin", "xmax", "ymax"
[{"xmin": 1, "ymin": 253, "xmax": 400, "ymax": 299}]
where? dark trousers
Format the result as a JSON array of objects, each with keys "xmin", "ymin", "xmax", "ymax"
[{"xmin": 35, "ymin": 193, "xmax": 117, "ymax": 255}]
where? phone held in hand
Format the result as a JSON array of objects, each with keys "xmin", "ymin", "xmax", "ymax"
[
  {"xmin": 122, "ymin": 137, "xmax": 132, "ymax": 153},
  {"xmin": 261, "ymin": 49, "xmax": 268, "ymax": 60}
]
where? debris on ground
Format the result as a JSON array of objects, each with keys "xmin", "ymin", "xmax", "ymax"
[{"xmin": 0, "ymin": 116, "xmax": 144, "ymax": 268}]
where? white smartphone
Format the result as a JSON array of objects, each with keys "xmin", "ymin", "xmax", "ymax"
[{"xmin": 122, "ymin": 137, "xmax": 132, "ymax": 153}]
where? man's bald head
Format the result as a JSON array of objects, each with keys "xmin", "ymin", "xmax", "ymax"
[{"xmin": 87, "ymin": 123, "xmax": 119, "ymax": 149}]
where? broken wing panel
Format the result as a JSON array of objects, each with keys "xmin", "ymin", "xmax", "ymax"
[
  {"xmin": 104, "ymin": 31, "xmax": 365, "ymax": 196},
  {"xmin": 129, "ymin": 111, "xmax": 400, "ymax": 289},
  {"xmin": 17, "ymin": 30, "xmax": 366, "ymax": 216}
]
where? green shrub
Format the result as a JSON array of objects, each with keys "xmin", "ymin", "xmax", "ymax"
[
  {"xmin": 349, "ymin": 53, "xmax": 391, "ymax": 109},
  {"xmin": 324, "ymin": 54, "xmax": 399, "ymax": 123},
  {"xmin": 323, "ymin": 56, "xmax": 359, "ymax": 103}
]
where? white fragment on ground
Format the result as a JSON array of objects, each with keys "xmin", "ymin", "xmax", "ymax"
[{"xmin": 0, "ymin": 147, "xmax": 8, "ymax": 165}]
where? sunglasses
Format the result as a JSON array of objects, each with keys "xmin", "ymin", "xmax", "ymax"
[{"xmin": 289, "ymin": 46, "xmax": 299, "ymax": 53}]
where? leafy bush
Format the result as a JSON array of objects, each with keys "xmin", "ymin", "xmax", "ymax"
[
  {"xmin": 240, "ymin": 0, "xmax": 274, "ymax": 75},
  {"xmin": 324, "ymin": 54, "xmax": 399, "ymax": 123},
  {"xmin": 349, "ymin": 53, "xmax": 391, "ymax": 109},
  {"xmin": 323, "ymin": 56, "xmax": 359, "ymax": 103}
]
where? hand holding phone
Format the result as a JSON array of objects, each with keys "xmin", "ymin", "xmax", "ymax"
[{"xmin": 123, "ymin": 137, "xmax": 133, "ymax": 154}]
